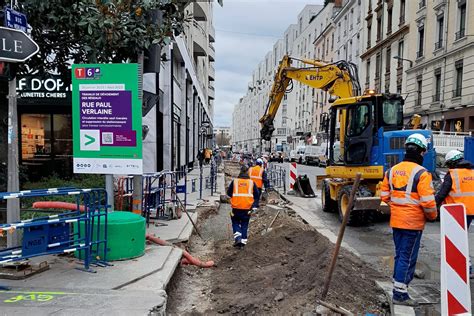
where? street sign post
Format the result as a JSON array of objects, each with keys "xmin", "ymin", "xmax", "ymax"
[
  {"xmin": 4, "ymin": 7, "xmax": 27, "ymax": 33},
  {"xmin": 71, "ymin": 63, "xmax": 143, "ymax": 175},
  {"xmin": 0, "ymin": 26, "xmax": 38, "ymax": 62}
]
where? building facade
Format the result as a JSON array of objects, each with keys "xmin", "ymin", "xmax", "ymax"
[{"xmin": 404, "ymin": 0, "xmax": 474, "ymax": 132}]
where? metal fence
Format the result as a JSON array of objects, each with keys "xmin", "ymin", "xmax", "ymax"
[{"xmin": 266, "ymin": 163, "xmax": 287, "ymax": 194}]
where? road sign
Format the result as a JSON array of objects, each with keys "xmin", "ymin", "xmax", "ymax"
[
  {"xmin": 72, "ymin": 64, "xmax": 143, "ymax": 175},
  {"xmin": 0, "ymin": 27, "xmax": 38, "ymax": 62},
  {"xmin": 4, "ymin": 7, "xmax": 27, "ymax": 33}
]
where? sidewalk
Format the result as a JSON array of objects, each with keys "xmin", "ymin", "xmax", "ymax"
[{"xmin": 0, "ymin": 166, "xmax": 225, "ymax": 315}]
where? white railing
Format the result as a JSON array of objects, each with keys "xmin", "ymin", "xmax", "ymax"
[{"xmin": 432, "ymin": 131, "xmax": 471, "ymax": 154}]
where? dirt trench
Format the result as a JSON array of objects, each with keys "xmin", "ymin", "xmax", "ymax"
[{"xmin": 166, "ymin": 163, "xmax": 389, "ymax": 315}]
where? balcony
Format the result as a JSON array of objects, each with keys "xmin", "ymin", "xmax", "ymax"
[
  {"xmin": 432, "ymin": 93, "xmax": 441, "ymax": 102},
  {"xmin": 455, "ymin": 28, "xmax": 466, "ymax": 41},
  {"xmin": 208, "ymin": 65, "xmax": 215, "ymax": 81},
  {"xmin": 192, "ymin": 24, "xmax": 207, "ymax": 58},
  {"xmin": 416, "ymin": 50, "xmax": 424, "ymax": 59},
  {"xmin": 208, "ymin": 85, "xmax": 215, "ymax": 100},
  {"xmin": 193, "ymin": 2, "xmax": 208, "ymax": 21},
  {"xmin": 434, "ymin": 41, "xmax": 443, "ymax": 50},
  {"xmin": 209, "ymin": 43, "xmax": 215, "ymax": 62},
  {"xmin": 209, "ymin": 25, "xmax": 215, "ymax": 43},
  {"xmin": 453, "ymin": 87, "xmax": 462, "ymax": 98}
]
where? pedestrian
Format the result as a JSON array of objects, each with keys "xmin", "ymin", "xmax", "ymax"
[
  {"xmin": 197, "ymin": 149, "xmax": 204, "ymax": 168},
  {"xmin": 380, "ymin": 133, "xmax": 437, "ymax": 307},
  {"xmin": 435, "ymin": 149, "xmax": 474, "ymax": 277},
  {"xmin": 204, "ymin": 148, "xmax": 212, "ymax": 164},
  {"xmin": 248, "ymin": 158, "xmax": 268, "ymax": 208},
  {"xmin": 227, "ymin": 165, "xmax": 260, "ymax": 248}
]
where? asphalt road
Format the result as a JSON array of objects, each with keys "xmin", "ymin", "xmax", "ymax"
[{"xmin": 271, "ymin": 161, "xmax": 474, "ymax": 284}]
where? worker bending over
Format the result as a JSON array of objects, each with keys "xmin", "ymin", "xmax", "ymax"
[
  {"xmin": 227, "ymin": 165, "xmax": 260, "ymax": 248},
  {"xmin": 435, "ymin": 150, "xmax": 474, "ymax": 277},
  {"xmin": 381, "ymin": 133, "xmax": 437, "ymax": 306},
  {"xmin": 248, "ymin": 158, "xmax": 268, "ymax": 207}
]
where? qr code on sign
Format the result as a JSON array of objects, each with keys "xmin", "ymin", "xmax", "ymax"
[{"xmin": 102, "ymin": 132, "xmax": 114, "ymax": 144}]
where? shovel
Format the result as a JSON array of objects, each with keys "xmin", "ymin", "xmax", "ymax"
[{"xmin": 262, "ymin": 210, "xmax": 281, "ymax": 235}]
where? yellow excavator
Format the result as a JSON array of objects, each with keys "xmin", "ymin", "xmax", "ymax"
[{"xmin": 260, "ymin": 55, "xmax": 436, "ymax": 225}]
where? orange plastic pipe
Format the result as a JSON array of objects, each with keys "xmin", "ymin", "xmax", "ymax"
[
  {"xmin": 145, "ymin": 234, "xmax": 214, "ymax": 268},
  {"xmin": 32, "ymin": 201, "xmax": 85, "ymax": 212}
]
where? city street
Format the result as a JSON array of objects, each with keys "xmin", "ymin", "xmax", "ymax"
[{"xmin": 272, "ymin": 161, "xmax": 474, "ymax": 308}]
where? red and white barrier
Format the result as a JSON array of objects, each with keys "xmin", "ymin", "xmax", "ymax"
[
  {"xmin": 440, "ymin": 204, "xmax": 471, "ymax": 316},
  {"xmin": 289, "ymin": 162, "xmax": 297, "ymax": 190}
]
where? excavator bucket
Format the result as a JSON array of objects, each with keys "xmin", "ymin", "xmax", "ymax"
[{"xmin": 294, "ymin": 175, "xmax": 316, "ymax": 198}]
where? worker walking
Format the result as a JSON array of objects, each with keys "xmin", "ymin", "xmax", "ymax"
[
  {"xmin": 227, "ymin": 165, "xmax": 260, "ymax": 248},
  {"xmin": 248, "ymin": 158, "xmax": 268, "ymax": 208},
  {"xmin": 435, "ymin": 150, "xmax": 474, "ymax": 277},
  {"xmin": 380, "ymin": 133, "xmax": 437, "ymax": 306}
]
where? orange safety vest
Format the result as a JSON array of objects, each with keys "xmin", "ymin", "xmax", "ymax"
[
  {"xmin": 380, "ymin": 161, "xmax": 437, "ymax": 230},
  {"xmin": 445, "ymin": 168, "xmax": 474, "ymax": 215},
  {"xmin": 249, "ymin": 166, "xmax": 264, "ymax": 188},
  {"xmin": 230, "ymin": 178, "xmax": 255, "ymax": 210}
]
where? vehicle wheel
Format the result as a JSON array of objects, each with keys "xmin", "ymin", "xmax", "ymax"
[
  {"xmin": 321, "ymin": 180, "xmax": 337, "ymax": 213},
  {"xmin": 337, "ymin": 185, "xmax": 369, "ymax": 226}
]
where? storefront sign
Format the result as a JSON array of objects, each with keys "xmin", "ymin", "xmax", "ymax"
[
  {"xmin": 72, "ymin": 63, "xmax": 142, "ymax": 174},
  {"xmin": 17, "ymin": 76, "xmax": 70, "ymax": 100}
]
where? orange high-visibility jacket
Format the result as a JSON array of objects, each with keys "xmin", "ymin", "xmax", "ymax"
[
  {"xmin": 445, "ymin": 168, "xmax": 474, "ymax": 215},
  {"xmin": 381, "ymin": 161, "xmax": 437, "ymax": 230},
  {"xmin": 249, "ymin": 165, "xmax": 264, "ymax": 188},
  {"xmin": 230, "ymin": 179, "xmax": 255, "ymax": 210}
]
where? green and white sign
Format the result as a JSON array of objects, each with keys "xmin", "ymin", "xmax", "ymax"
[{"xmin": 72, "ymin": 63, "xmax": 142, "ymax": 174}]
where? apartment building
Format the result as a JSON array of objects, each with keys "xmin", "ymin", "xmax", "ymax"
[
  {"xmin": 143, "ymin": 1, "xmax": 220, "ymax": 172},
  {"xmin": 404, "ymin": 0, "xmax": 474, "ymax": 132}
]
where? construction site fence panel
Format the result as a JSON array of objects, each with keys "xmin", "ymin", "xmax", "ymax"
[
  {"xmin": 266, "ymin": 164, "xmax": 287, "ymax": 194},
  {"xmin": 0, "ymin": 188, "xmax": 108, "ymax": 271}
]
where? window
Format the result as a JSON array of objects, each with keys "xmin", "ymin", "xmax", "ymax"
[
  {"xmin": 386, "ymin": 47, "xmax": 391, "ymax": 72},
  {"xmin": 399, "ymin": 0, "xmax": 406, "ymax": 25},
  {"xmin": 375, "ymin": 53, "xmax": 381, "ymax": 79},
  {"xmin": 299, "ymin": 17, "xmax": 303, "ymax": 34},
  {"xmin": 417, "ymin": 24, "xmax": 424, "ymax": 58},
  {"xmin": 419, "ymin": 0, "xmax": 426, "ymax": 9},
  {"xmin": 367, "ymin": 25, "xmax": 372, "ymax": 48},
  {"xmin": 338, "ymin": 22, "xmax": 341, "ymax": 41},
  {"xmin": 387, "ymin": 8, "xmax": 393, "ymax": 34},
  {"xmin": 382, "ymin": 99, "xmax": 403, "ymax": 126},
  {"xmin": 366, "ymin": 60, "xmax": 371, "ymax": 85},
  {"xmin": 454, "ymin": 60, "xmax": 463, "ymax": 97},
  {"xmin": 456, "ymin": 2, "xmax": 466, "ymax": 40},
  {"xmin": 331, "ymin": 33, "xmax": 334, "ymax": 49},
  {"xmin": 346, "ymin": 104, "xmax": 370, "ymax": 137},
  {"xmin": 376, "ymin": 17, "xmax": 382, "ymax": 41},
  {"xmin": 433, "ymin": 68, "xmax": 441, "ymax": 102},
  {"xmin": 416, "ymin": 76, "xmax": 422, "ymax": 107},
  {"xmin": 436, "ymin": 15, "xmax": 444, "ymax": 49}
]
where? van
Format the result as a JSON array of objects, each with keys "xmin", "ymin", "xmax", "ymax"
[
  {"xmin": 296, "ymin": 146, "xmax": 306, "ymax": 164},
  {"xmin": 303, "ymin": 145, "xmax": 322, "ymax": 165}
]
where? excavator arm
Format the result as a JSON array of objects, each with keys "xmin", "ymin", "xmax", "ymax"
[{"xmin": 259, "ymin": 55, "xmax": 360, "ymax": 141}]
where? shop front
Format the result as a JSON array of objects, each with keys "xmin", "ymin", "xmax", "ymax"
[
  {"xmin": 442, "ymin": 107, "xmax": 474, "ymax": 133},
  {"xmin": 17, "ymin": 75, "xmax": 72, "ymax": 180}
]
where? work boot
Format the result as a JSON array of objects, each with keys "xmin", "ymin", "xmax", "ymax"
[{"xmin": 393, "ymin": 297, "xmax": 419, "ymax": 307}]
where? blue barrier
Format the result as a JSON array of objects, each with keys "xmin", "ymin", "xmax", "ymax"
[{"xmin": 0, "ymin": 188, "xmax": 108, "ymax": 271}]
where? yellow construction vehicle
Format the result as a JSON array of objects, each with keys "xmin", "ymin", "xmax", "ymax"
[{"xmin": 260, "ymin": 55, "xmax": 436, "ymax": 225}]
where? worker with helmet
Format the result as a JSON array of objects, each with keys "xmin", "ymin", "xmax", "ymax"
[
  {"xmin": 435, "ymin": 150, "xmax": 474, "ymax": 277},
  {"xmin": 248, "ymin": 158, "xmax": 268, "ymax": 207},
  {"xmin": 381, "ymin": 133, "xmax": 437, "ymax": 306},
  {"xmin": 227, "ymin": 165, "xmax": 260, "ymax": 248}
]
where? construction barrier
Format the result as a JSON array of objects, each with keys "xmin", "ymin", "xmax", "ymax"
[
  {"xmin": 266, "ymin": 163, "xmax": 287, "ymax": 194},
  {"xmin": 0, "ymin": 188, "xmax": 108, "ymax": 271},
  {"xmin": 289, "ymin": 162, "xmax": 297, "ymax": 190},
  {"xmin": 440, "ymin": 204, "xmax": 471, "ymax": 315}
]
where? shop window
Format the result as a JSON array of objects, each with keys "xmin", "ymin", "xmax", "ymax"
[{"xmin": 20, "ymin": 113, "xmax": 72, "ymax": 179}]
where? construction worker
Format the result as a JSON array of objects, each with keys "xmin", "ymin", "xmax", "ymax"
[
  {"xmin": 227, "ymin": 165, "xmax": 260, "ymax": 248},
  {"xmin": 380, "ymin": 133, "xmax": 437, "ymax": 307},
  {"xmin": 435, "ymin": 150, "xmax": 474, "ymax": 277},
  {"xmin": 249, "ymin": 158, "xmax": 268, "ymax": 207}
]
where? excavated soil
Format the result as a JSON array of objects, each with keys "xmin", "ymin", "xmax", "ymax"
[{"xmin": 167, "ymin": 163, "xmax": 389, "ymax": 315}]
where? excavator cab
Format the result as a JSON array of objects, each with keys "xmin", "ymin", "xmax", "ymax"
[{"xmin": 327, "ymin": 93, "xmax": 404, "ymax": 169}]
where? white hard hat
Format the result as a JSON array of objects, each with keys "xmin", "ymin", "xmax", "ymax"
[
  {"xmin": 445, "ymin": 150, "xmax": 463, "ymax": 163},
  {"xmin": 405, "ymin": 133, "xmax": 428, "ymax": 150},
  {"xmin": 256, "ymin": 158, "xmax": 264, "ymax": 165}
]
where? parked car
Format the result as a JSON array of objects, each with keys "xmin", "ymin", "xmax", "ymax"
[
  {"xmin": 269, "ymin": 152, "xmax": 284, "ymax": 163},
  {"xmin": 303, "ymin": 145, "xmax": 322, "ymax": 165}
]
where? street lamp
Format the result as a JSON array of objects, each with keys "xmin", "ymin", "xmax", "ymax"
[{"xmin": 393, "ymin": 55, "xmax": 413, "ymax": 68}]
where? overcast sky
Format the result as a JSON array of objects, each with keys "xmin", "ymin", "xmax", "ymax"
[{"xmin": 213, "ymin": 0, "xmax": 324, "ymax": 127}]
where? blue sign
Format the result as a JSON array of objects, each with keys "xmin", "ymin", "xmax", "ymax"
[{"xmin": 4, "ymin": 7, "xmax": 27, "ymax": 33}]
